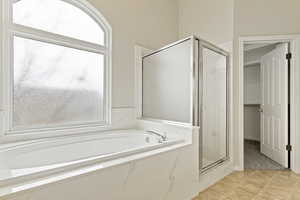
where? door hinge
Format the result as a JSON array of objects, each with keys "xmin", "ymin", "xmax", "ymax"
[
  {"xmin": 286, "ymin": 144, "xmax": 292, "ymax": 151},
  {"xmin": 286, "ymin": 53, "xmax": 292, "ymax": 60}
]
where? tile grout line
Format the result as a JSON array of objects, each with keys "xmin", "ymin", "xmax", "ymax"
[
  {"xmin": 196, "ymin": 170, "xmax": 297, "ymax": 200},
  {"xmin": 250, "ymin": 171, "xmax": 280, "ymax": 200},
  {"xmin": 286, "ymin": 173, "xmax": 300, "ymax": 200},
  {"xmin": 221, "ymin": 170, "xmax": 257, "ymax": 200}
]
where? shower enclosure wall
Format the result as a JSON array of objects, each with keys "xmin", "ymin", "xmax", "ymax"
[{"xmin": 140, "ymin": 36, "xmax": 230, "ymax": 172}]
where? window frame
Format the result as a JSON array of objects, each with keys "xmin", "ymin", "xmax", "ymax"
[{"xmin": 0, "ymin": 0, "xmax": 112, "ymax": 139}]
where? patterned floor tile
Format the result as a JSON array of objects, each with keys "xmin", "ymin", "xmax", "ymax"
[{"xmin": 195, "ymin": 170, "xmax": 300, "ymax": 200}]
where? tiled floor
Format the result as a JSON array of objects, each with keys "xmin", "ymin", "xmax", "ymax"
[{"xmin": 194, "ymin": 170, "xmax": 300, "ymax": 200}]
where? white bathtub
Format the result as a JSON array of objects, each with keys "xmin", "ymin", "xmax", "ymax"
[{"xmin": 0, "ymin": 129, "xmax": 184, "ymax": 189}]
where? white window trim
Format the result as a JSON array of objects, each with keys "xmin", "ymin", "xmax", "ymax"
[{"xmin": 0, "ymin": 0, "xmax": 112, "ymax": 141}]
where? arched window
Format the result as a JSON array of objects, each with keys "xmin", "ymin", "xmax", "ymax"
[{"xmin": 2, "ymin": 0, "xmax": 112, "ymax": 134}]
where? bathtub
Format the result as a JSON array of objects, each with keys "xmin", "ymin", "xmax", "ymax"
[{"xmin": 0, "ymin": 129, "xmax": 184, "ymax": 191}]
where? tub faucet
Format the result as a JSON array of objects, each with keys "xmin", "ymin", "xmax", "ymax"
[{"xmin": 146, "ymin": 130, "xmax": 167, "ymax": 142}]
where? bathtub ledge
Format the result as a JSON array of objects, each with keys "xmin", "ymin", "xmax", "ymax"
[{"xmin": 0, "ymin": 139, "xmax": 190, "ymax": 198}]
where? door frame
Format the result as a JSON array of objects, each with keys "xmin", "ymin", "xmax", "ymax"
[{"xmin": 237, "ymin": 35, "xmax": 300, "ymax": 173}]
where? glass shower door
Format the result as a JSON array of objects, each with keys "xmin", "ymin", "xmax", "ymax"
[{"xmin": 200, "ymin": 43, "xmax": 229, "ymax": 171}]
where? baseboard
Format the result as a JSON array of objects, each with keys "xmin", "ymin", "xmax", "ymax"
[
  {"xmin": 234, "ymin": 165, "xmax": 244, "ymax": 171},
  {"xmin": 244, "ymin": 138, "xmax": 260, "ymax": 142}
]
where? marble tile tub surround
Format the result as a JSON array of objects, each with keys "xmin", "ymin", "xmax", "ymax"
[
  {"xmin": 194, "ymin": 170, "xmax": 300, "ymax": 200},
  {"xmin": 0, "ymin": 119, "xmax": 234, "ymax": 200},
  {"xmin": 1, "ymin": 123, "xmax": 200, "ymax": 200}
]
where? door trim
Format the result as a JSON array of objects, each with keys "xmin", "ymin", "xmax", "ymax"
[{"xmin": 237, "ymin": 35, "xmax": 300, "ymax": 173}]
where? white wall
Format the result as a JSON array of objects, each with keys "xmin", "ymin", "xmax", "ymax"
[
  {"xmin": 0, "ymin": 1, "xmax": 3, "ymax": 109},
  {"xmin": 234, "ymin": 0, "xmax": 300, "ymax": 37},
  {"xmin": 244, "ymin": 65, "xmax": 260, "ymax": 104},
  {"xmin": 87, "ymin": 0, "xmax": 179, "ymax": 108},
  {"xmin": 244, "ymin": 106, "xmax": 260, "ymax": 141},
  {"xmin": 244, "ymin": 45, "xmax": 276, "ymax": 65},
  {"xmin": 244, "ymin": 65, "xmax": 260, "ymax": 141},
  {"xmin": 178, "ymin": 0, "xmax": 234, "ymax": 45},
  {"xmin": 244, "ymin": 64, "xmax": 260, "ymax": 141}
]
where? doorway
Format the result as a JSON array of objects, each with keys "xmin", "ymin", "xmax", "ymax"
[
  {"xmin": 238, "ymin": 35, "xmax": 300, "ymax": 173},
  {"xmin": 243, "ymin": 42, "xmax": 290, "ymax": 169}
]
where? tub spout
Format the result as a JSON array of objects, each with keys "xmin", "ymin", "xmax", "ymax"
[{"xmin": 146, "ymin": 130, "xmax": 167, "ymax": 142}]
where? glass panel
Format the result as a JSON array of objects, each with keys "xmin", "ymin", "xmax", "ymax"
[
  {"xmin": 13, "ymin": 0, "xmax": 105, "ymax": 45},
  {"xmin": 202, "ymin": 47, "xmax": 227, "ymax": 168},
  {"xmin": 13, "ymin": 36, "xmax": 104, "ymax": 129},
  {"xmin": 142, "ymin": 40, "xmax": 192, "ymax": 123}
]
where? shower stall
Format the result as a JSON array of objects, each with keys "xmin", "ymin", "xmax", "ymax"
[{"xmin": 141, "ymin": 36, "xmax": 230, "ymax": 172}]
